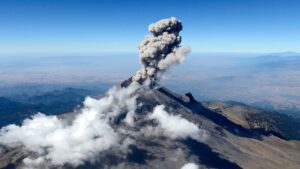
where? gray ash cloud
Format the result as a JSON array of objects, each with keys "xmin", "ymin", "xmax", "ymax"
[{"xmin": 132, "ymin": 17, "xmax": 190, "ymax": 84}]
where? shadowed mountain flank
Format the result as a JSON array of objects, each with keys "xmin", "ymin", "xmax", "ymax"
[{"xmin": 183, "ymin": 138, "xmax": 242, "ymax": 169}]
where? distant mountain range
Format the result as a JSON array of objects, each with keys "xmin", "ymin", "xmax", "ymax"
[
  {"xmin": 0, "ymin": 88, "xmax": 101, "ymax": 127},
  {"xmin": 250, "ymin": 100, "xmax": 300, "ymax": 118}
]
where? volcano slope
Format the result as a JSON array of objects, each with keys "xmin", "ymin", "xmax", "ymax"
[{"xmin": 1, "ymin": 82, "xmax": 300, "ymax": 169}]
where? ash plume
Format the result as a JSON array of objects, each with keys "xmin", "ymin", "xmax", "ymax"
[{"xmin": 132, "ymin": 17, "xmax": 190, "ymax": 84}]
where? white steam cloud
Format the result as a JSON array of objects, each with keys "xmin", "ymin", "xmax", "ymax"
[
  {"xmin": 148, "ymin": 105, "xmax": 207, "ymax": 141},
  {"xmin": 0, "ymin": 83, "xmax": 140, "ymax": 168},
  {"xmin": 181, "ymin": 163, "xmax": 199, "ymax": 169},
  {"xmin": 133, "ymin": 17, "xmax": 190, "ymax": 84}
]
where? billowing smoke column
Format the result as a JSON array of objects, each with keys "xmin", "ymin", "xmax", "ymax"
[{"xmin": 132, "ymin": 17, "xmax": 190, "ymax": 84}]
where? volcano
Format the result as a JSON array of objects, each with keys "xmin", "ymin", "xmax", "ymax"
[
  {"xmin": 1, "ymin": 82, "xmax": 300, "ymax": 169},
  {"xmin": 1, "ymin": 17, "xmax": 300, "ymax": 169}
]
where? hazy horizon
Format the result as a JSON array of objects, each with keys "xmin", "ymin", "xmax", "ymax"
[{"xmin": 1, "ymin": 52, "xmax": 300, "ymax": 117}]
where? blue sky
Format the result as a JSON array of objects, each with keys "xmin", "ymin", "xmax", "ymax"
[{"xmin": 0, "ymin": 0, "xmax": 300, "ymax": 55}]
